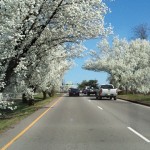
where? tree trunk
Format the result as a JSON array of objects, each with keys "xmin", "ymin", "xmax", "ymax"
[
  {"xmin": 125, "ymin": 86, "xmax": 128, "ymax": 94},
  {"xmin": 22, "ymin": 93, "xmax": 28, "ymax": 103},
  {"xmin": 51, "ymin": 87, "xmax": 55, "ymax": 97},
  {"xmin": 48, "ymin": 92, "xmax": 52, "ymax": 97},
  {"xmin": 42, "ymin": 91, "xmax": 47, "ymax": 100}
]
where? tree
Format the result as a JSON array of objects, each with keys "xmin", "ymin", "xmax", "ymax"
[
  {"xmin": 0, "ymin": 0, "xmax": 111, "ymax": 96},
  {"xmin": 10, "ymin": 44, "xmax": 79, "ymax": 100},
  {"xmin": 132, "ymin": 23, "xmax": 149, "ymax": 40},
  {"xmin": 83, "ymin": 37, "xmax": 150, "ymax": 94},
  {"xmin": 78, "ymin": 80, "xmax": 99, "ymax": 89},
  {"xmin": 78, "ymin": 80, "xmax": 89, "ymax": 89}
]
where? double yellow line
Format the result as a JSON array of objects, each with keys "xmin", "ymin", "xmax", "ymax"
[{"xmin": 0, "ymin": 97, "xmax": 62, "ymax": 150}]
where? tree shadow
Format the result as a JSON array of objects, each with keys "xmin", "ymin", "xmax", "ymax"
[{"xmin": 90, "ymin": 97, "xmax": 113, "ymax": 101}]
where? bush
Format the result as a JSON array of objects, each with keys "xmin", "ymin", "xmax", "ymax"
[{"xmin": 0, "ymin": 100, "xmax": 17, "ymax": 118}]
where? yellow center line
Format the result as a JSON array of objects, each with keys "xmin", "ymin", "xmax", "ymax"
[{"xmin": 0, "ymin": 96, "xmax": 62, "ymax": 150}]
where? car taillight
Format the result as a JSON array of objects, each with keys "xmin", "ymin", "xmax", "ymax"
[{"xmin": 99, "ymin": 89, "xmax": 102, "ymax": 95}]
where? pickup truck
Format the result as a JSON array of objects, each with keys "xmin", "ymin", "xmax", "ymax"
[
  {"xmin": 83, "ymin": 86, "xmax": 98, "ymax": 96},
  {"xmin": 86, "ymin": 87, "xmax": 98, "ymax": 96},
  {"xmin": 96, "ymin": 84, "xmax": 117, "ymax": 100}
]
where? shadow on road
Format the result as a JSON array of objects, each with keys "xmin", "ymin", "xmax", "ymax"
[{"xmin": 62, "ymin": 93, "xmax": 116, "ymax": 102}]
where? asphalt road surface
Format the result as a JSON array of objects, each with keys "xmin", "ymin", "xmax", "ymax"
[{"xmin": 0, "ymin": 94, "xmax": 150, "ymax": 150}]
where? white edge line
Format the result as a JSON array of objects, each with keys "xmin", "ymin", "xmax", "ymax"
[
  {"xmin": 118, "ymin": 99, "xmax": 150, "ymax": 109},
  {"xmin": 127, "ymin": 127, "xmax": 150, "ymax": 143},
  {"xmin": 97, "ymin": 106, "xmax": 103, "ymax": 110}
]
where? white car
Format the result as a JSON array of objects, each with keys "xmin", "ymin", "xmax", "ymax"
[{"xmin": 96, "ymin": 84, "xmax": 117, "ymax": 100}]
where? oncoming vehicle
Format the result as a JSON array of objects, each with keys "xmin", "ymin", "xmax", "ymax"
[{"xmin": 69, "ymin": 88, "xmax": 80, "ymax": 96}]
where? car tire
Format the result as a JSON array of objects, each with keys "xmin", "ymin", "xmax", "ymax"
[{"xmin": 114, "ymin": 97, "xmax": 116, "ymax": 100}]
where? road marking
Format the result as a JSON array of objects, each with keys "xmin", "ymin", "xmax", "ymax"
[
  {"xmin": 127, "ymin": 127, "xmax": 150, "ymax": 143},
  {"xmin": 0, "ymin": 97, "xmax": 62, "ymax": 150},
  {"xmin": 97, "ymin": 106, "xmax": 103, "ymax": 110},
  {"xmin": 131, "ymin": 102, "xmax": 150, "ymax": 109},
  {"xmin": 118, "ymin": 99, "xmax": 150, "ymax": 109}
]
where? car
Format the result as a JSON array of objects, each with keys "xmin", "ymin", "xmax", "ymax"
[
  {"xmin": 69, "ymin": 88, "xmax": 80, "ymax": 96},
  {"xmin": 82, "ymin": 86, "xmax": 97, "ymax": 96},
  {"xmin": 82, "ymin": 89, "xmax": 87, "ymax": 94},
  {"xmin": 86, "ymin": 87, "xmax": 97, "ymax": 96},
  {"xmin": 96, "ymin": 84, "xmax": 117, "ymax": 100}
]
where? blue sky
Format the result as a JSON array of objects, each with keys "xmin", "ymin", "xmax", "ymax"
[{"xmin": 64, "ymin": 0, "xmax": 150, "ymax": 85}]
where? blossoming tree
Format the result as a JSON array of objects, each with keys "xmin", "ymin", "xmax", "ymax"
[
  {"xmin": 84, "ymin": 37, "xmax": 150, "ymax": 94},
  {"xmin": 0, "ymin": 0, "xmax": 111, "ymax": 100}
]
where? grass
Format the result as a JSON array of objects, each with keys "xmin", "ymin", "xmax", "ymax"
[
  {"xmin": 0, "ymin": 93, "xmax": 61, "ymax": 134},
  {"xmin": 117, "ymin": 94, "xmax": 150, "ymax": 106}
]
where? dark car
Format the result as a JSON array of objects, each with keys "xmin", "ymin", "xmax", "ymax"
[
  {"xmin": 82, "ymin": 89, "xmax": 87, "ymax": 94},
  {"xmin": 69, "ymin": 88, "xmax": 80, "ymax": 96},
  {"xmin": 86, "ymin": 87, "xmax": 97, "ymax": 96}
]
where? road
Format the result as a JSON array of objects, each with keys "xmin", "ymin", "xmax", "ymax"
[{"xmin": 0, "ymin": 94, "xmax": 150, "ymax": 150}]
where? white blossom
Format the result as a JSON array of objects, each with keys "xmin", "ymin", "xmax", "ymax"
[
  {"xmin": 0, "ymin": 0, "xmax": 111, "ymax": 97},
  {"xmin": 84, "ymin": 37, "xmax": 150, "ymax": 93}
]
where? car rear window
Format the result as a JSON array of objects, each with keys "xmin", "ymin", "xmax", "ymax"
[
  {"xmin": 70, "ymin": 89, "xmax": 79, "ymax": 92},
  {"xmin": 101, "ymin": 85, "xmax": 113, "ymax": 89}
]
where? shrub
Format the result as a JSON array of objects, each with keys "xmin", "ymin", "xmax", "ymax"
[{"xmin": 0, "ymin": 94, "xmax": 17, "ymax": 118}]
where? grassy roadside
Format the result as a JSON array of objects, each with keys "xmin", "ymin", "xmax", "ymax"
[
  {"xmin": 117, "ymin": 94, "xmax": 150, "ymax": 106},
  {"xmin": 0, "ymin": 93, "xmax": 62, "ymax": 134}
]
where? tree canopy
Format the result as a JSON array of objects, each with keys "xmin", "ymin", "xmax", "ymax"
[
  {"xmin": 78, "ymin": 80, "xmax": 99, "ymax": 89},
  {"xmin": 83, "ymin": 37, "xmax": 150, "ymax": 94},
  {"xmin": 0, "ymin": 0, "xmax": 110, "ymax": 99}
]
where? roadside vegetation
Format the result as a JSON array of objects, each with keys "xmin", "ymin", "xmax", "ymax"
[
  {"xmin": 84, "ymin": 24, "xmax": 150, "ymax": 95},
  {"xmin": 0, "ymin": 93, "xmax": 61, "ymax": 134},
  {"xmin": 117, "ymin": 94, "xmax": 150, "ymax": 106}
]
